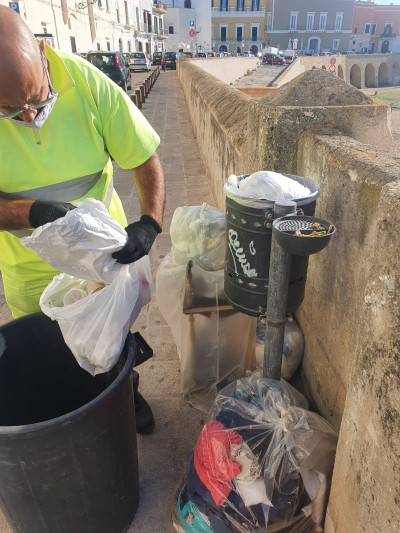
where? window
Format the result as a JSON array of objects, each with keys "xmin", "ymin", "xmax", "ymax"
[
  {"xmin": 372, "ymin": 23, "xmax": 376, "ymax": 35},
  {"xmin": 333, "ymin": 39, "xmax": 339, "ymax": 50},
  {"xmin": 70, "ymin": 36, "xmax": 77, "ymax": 53},
  {"xmin": 116, "ymin": 8, "xmax": 120, "ymax": 23},
  {"xmin": 306, "ymin": 14, "xmax": 314, "ymax": 31},
  {"xmin": 251, "ymin": 0, "xmax": 259, "ymax": 11},
  {"xmin": 184, "ymin": 0, "xmax": 191, "ymax": 7},
  {"xmin": 107, "ymin": 41, "xmax": 111, "ymax": 51},
  {"xmin": 354, "ymin": 27, "xmax": 357, "ymax": 34},
  {"xmin": 168, "ymin": 25, "xmax": 174, "ymax": 34},
  {"xmin": 125, "ymin": 1, "xmax": 129, "ymax": 25},
  {"xmin": 221, "ymin": 26, "xmax": 227, "ymax": 41},
  {"xmin": 98, "ymin": 0, "xmax": 102, "ymax": 7},
  {"xmin": 106, "ymin": 0, "xmax": 109, "ymax": 10},
  {"xmin": 236, "ymin": 25, "xmax": 243, "ymax": 41},
  {"xmin": 335, "ymin": 14, "xmax": 342, "ymax": 31},
  {"xmin": 290, "ymin": 13, "xmax": 297, "ymax": 30},
  {"xmin": 319, "ymin": 13, "xmax": 327, "ymax": 30},
  {"xmin": 383, "ymin": 23, "xmax": 392, "ymax": 36},
  {"xmin": 128, "ymin": 41, "xmax": 131, "ymax": 53},
  {"xmin": 220, "ymin": 0, "xmax": 227, "ymax": 11},
  {"xmin": 136, "ymin": 7, "xmax": 140, "ymax": 29},
  {"xmin": 97, "ymin": 42, "xmax": 101, "ymax": 51},
  {"xmin": 365, "ymin": 23, "xmax": 370, "ymax": 34},
  {"xmin": 237, "ymin": 0, "xmax": 244, "ymax": 11},
  {"xmin": 267, "ymin": 12, "xmax": 272, "ymax": 31},
  {"xmin": 251, "ymin": 25, "xmax": 258, "ymax": 41}
]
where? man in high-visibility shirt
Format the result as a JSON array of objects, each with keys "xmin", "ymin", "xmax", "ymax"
[{"xmin": 0, "ymin": 6, "xmax": 165, "ymax": 434}]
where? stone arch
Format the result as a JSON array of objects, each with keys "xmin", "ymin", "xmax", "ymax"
[
  {"xmin": 321, "ymin": 65, "xmax": 326, "ymax": 70},
  {"xmin": 250, "ymin": 44, "xmax": 258, "ymax": 55},
  {"xmin": 378, "ymin": 62, "xmax": 389, "ymax": 86},
  {"xmin": 365, "ymin": 63, "xmax": 376, "ymax": 88},
  {"xmin": 219, "ymin": 44, "xmax": 227, "ymax": 52},
  {"xmin": 312, "ymin": 65, "xmax": 316, "ymax": 70},
  {"xmin": 391, "ymin": 62, "xmax": 400, "ymax": 85},
  {"xmin": 337, "ymin": 64, "xmax": 344, "ymax": 79},
  {"xmin": 350, "ymin": 64, "xmax": 361, "ymax": 89}
]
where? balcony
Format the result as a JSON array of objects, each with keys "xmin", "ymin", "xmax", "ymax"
[
  {"xmin": 153, "ymin": 2, "xmax": 167, "ymax": 15},
  {"xmin": 156, "ymin": 28, "xmax": 168, "ymax": 39},
  {"xmin": 380, "ymin": 31, "xmax": 396, "ymax": 38}
]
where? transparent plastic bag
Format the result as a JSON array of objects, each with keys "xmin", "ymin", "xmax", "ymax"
[
  {"xmin": 175, "ymin": 373, "xmax": 337, "ymax": 533},
  {"xmin": 255, "ymin": 316, "xmax": 305, "ymax": 380},
  {"xmin": 226, "ymin": 172, "xmax": 311, "ymax": 202},
  {"xmin": 170, "ymin": 204, "xmax": 226, "ymax": 271},
  {"xmin": 22, "ymin": 198, "xmax": 152, "ymax": 375},
  {"xmin": 156, "ymin": 254, "xmax": 255, "ymax": 413}
]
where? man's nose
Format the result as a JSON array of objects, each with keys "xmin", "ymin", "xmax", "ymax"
[{"xmin": 18, "ymin": 108, "xmax": 38, "ymax": 123}]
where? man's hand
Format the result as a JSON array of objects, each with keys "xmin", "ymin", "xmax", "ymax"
[
  {"xmin": 112, "ymin": 215, "xmax": 162, "ymax": 264},
  {"xmin": 28, "ymin": 200, "xmax": 76, "ymax": 228}
]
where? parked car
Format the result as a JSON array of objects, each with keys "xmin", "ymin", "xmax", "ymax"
[
  {"xmin": 86, "ymin": 51, "xmax": 131, "ymax": 92},
  {"xmin": 197, "ymin": 52, "xmax": 207, "ymax": 58},
  {"xmin": 207, "ymin": 52, "xmax": 216, "ymax": 57},
  {"xmin": 341, "ymin": 50, "xmax": 356, "ymax": 55},
  {"xmin": 164, "ymin": 51, "xmax": 181, "ymax": 69},
  {"xmin": 152, "ymin": 51, "xmax": 164, "ymax": 65},
  {"xmin": 181, "ymin": 52, "xmax": 194, "ymax": 58},
  {"xmin": 263, "ymin": 53, "xmax": 286, "ymax": 65},
  {"xmin": 129, "ymin": 52, "xmax": 152, "ymax": 72}
]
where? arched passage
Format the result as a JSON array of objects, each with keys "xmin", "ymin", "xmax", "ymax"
[
  {"xmin": 365, "ymin": 63, "xmax": 376, "ymax": 88},
  {"xmin": 219, "ymin": 45, "xmax": 227, "ymax": 52},
  {"xmin": 350, "ymin": 64, "xmax": 361, "ymax": 89},
  {"xmin": 392, "ymin": 63, "xmax": 400, "ymax": 85},
  {"xmin": 321, "ymin": 65, "xmax": 326, "ymax": 70},
  {"xmin": 250, "ymin": 45, "xmax": 258, "ymax": 55},
  {"xmin": 308, "ymin": 37, "xmax": 320, "ymax": 54},
  {"xmin": 312, "ymin": 65, "xmax": 316, "ymax": 70},
  {"xmin": 381, "ymin": 40, "xmax": 390, "ymax": 53},
  {"xmin": 337, "ymin": 64, "xmax": 344, "ymax": 79},
  {"xmin": 378, "ymin": 62, "xmax": 389, "ymax": 86}
]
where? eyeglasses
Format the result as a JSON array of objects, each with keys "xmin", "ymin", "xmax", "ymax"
[{"xmin": 0, "ymin": 52, "xmax": 55, "ymax": 120}]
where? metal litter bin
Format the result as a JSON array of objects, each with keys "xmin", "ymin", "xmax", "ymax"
[
  {"xmin": 224, "ymin": 174, "xmax": 320, "ymax": 316},
  {"xmin": 0, "ymin": 313, "xmax": 139, "ymax": 533}
]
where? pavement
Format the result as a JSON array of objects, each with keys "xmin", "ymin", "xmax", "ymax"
[{"xmin": 0, "ymin": 68, "xmax": 211, "ymax": 532}]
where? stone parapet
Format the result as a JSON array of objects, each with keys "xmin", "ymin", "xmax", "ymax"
[{"xmin": 176, "ymin": 60, "xmax": 400, "ymax": 532}]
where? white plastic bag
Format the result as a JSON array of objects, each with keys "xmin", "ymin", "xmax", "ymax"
[
  {"xmin": 170, "ymin": 204, "xmax": 226, "ymax": 271},
  {"xmin": 21, "ymin": 198, "xmax": 152, "ymax": 375}
]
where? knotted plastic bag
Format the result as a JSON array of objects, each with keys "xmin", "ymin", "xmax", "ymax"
[{"xmin": 21, "ymin": 198, "xmax": 152, "ymax": 375}]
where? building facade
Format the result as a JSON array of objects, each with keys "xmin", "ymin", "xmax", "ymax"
[
  {"xmin": 211, "ymin": 0, "xmax": 267, "ymax": 55},
  {"xmin": 164, "ymin": 0, "xmax": 212, "ymax": 53},
  {"xmin": 266, "ymin": 0, "xmax": 355, "ymax": 55},
  {"xmin": 351, "ymin": 0, "xmax": 400, "ymax": 54},
  {"xmin": 0, "ymin": 0, "xmax": 167, "ymax": 57}
]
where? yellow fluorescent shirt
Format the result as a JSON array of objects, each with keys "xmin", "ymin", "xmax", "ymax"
[{"xmin": 0, "ymin": 46, "xmax": 160, "ymax": 316}]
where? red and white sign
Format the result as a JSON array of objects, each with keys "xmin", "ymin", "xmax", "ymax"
[
  {"xmin": 329, "ymin": 64, "xmax": 336, "ymax": 73},
  {"xmin": 189, "ymin": 28, "xmax": 196, "ymax": 38}
]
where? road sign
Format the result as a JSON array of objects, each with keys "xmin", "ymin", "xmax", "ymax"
[
  {"xmin": 9, "ymin": 2, "xmax": 19, "ymax": 13},
  {"xmin": 330, "ymin": 57, "xmax": 336, "ymax": 65},
  {"xmin": 189, "ymin": 28, "xmax": 196, "ymax": 38},
  {"xmin": 189, "ymin": 20, "xmax": 195, "ymax": 27},
  {"xmin": 329, "ymin": 64, "xmax": 336, "ymax": 73}
]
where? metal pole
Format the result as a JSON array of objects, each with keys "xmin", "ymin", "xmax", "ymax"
[{"xmin": 263, "ymin": 201, "xmax": 296, "ymax": 379}]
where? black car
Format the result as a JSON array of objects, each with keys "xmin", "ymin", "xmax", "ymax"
[
  {"xmin": 152, "ymin": 51, "xmax": 164, "ymax": 65},
  {"xmin": 164, "ymin": 51, "xmax": 181, "ymax": 69},
  {"xmin": 86, "ymin": 51, "xmax": 131, "ymax": 92}
]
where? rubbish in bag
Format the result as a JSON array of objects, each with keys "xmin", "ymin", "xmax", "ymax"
[
  {"xmin": 21, "ymin": 198, "xmax": 152, "ymax": 375},
  {"xmin": 170, "ymin": 204, "xmax": 226, "ymax": 271},
  {"xmin": 156, "ymin": 253, "xmax": 256, "ymax": 413},
  {"xmin": 173, "ymin": 373, "xmax": 337, "ymax": 533},
  {"xmin": 255, "ymin": 316, "xmax": 305, "ymax": 380},
  {"xmin": 225, "ymin": 172, "xmax": 311, "ymax": 202}
]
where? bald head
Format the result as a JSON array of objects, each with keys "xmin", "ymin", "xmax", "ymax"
[{"xmin": 0, "ymin": 7, "xmax": 47, "ymax": 120}]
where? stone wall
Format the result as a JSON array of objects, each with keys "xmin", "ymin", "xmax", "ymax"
[
  {"xmin": 184, "ymin": 56, "xmax": 260, "ymax": 85},
  {"xmin": 177, "ymin": 58, "xmax": 400, "ymax": 532}
]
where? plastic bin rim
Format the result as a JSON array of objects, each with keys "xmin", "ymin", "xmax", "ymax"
[
  {"xmin": 224, "ymin": 173, "xmax": 321, "ymax": 208},
  {"xmin": 0, "ymin": 336, "xmax": 135, "ymax": 435}
]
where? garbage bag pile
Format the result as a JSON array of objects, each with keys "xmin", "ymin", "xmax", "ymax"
[
  {"xmin": 255, "ymin": 316, "xmax": 305, "ymax": 380},
  {"xmin": 173, "ymin": 373, "xmax": 337, "ymax": 533},
  {"xmin": 21, "ymin": 199, "xmax": 152, "ymax": 375},
  {"xmin": 157, "ymin": 204, "xmax": 255, "ymax": 413}
]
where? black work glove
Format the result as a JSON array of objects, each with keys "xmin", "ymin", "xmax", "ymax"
[
  {"xmin": 29, "ymin": 200, "xmax": 76, "ymax": 228},
  {"xmin": 112, "ymin": 215, "xmax": 162, "ymax": 264}
]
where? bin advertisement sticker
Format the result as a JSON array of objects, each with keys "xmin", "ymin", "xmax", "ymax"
[{"xmin": 228, "ymin": 229, "xmax": 257, "ymax": 277}]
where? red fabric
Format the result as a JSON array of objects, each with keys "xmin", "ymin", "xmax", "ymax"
[{"xmin": 193, "ymin": 420, "xmax": 242, "ymax": 506}]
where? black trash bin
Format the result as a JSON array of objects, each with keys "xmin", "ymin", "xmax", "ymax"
[
  {"xmin": 0, "ymin": 313, "xmax": 139, "ymax": 533},
  {"xmin": 224, "ymin": 174, "xmax": 320, "ymax": 316}
]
